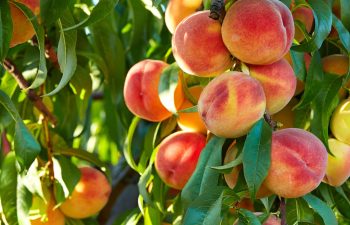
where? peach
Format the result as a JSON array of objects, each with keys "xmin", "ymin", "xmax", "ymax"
[
  {"xmin": 330, "ymin": 99, "xmax": 350, "ymax": 145},
  {"xmin": 59, "ymin": 167, "xmax": 112, "ymax": 219},
  {"xmin": 15, "ymin": 0, "xmax": 40, "ymax": 15},
  {"xmin": 271, "ymin": 98, "xmax": 299, "ymax": 129},
  {"xmin": 165, "ymin": 0, "xmax": 202, "ymax": 34},
  {"xmin": 155, "ymin": 131, "xmax": 206, "ymax": 190},
  {"xmin": 177, "ymin": 86, "xmax": 207, "ymax": 134},
  {"xmin": 172, "ymin": 10, "xmax": 233, "ymax": 77},
  {"xmin": 293, "ymin": 6, "xmax": 314, "ymax": 42},
  {"xmin": 224, "ymin": 147, "xmax": 272, "ymax": 198},
  {"xmin": 9, "ymin": 2, "xmax": 36, "ymax": 47},
  {"xmin": 323, "ymin": 139, "xmax": 350, "ymax": 187},
  {"xmin": 30, "ymin": 195, "xmax": 65, "ymax": 225},
  {"xmin": 234, "ymin": 214, "xmax": 281, "ymax": 225},
  {"xmin": 222, "ymin": 0, "xmax": 294, "ymax": 65},
  {"xmin": 198, "ymin": 72, "xmax": 266, "ymax": 138},
  {"xmin": 264, "ymin": 128, "xmax": 328, "ymax": 198},
  {"xmin": 124, "ymin": 60, "xmax": 183, "ymax": 122},
  {"xmin": 249, "ymin": 59, "xmax": 296, "ymax": 115}
]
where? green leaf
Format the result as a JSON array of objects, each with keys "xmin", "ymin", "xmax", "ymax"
[
  {"xmin": 0, "ymin": 90, "xmax": 41, "ymax": 170},
  {"xmin": 183, "ymin": 188, "xmax": 223, "ymax": 225},
  {"xmin": 13, "ymin": 2, "xmax": 47, "ymax": 90},
  {"xmin": 333, "ymin": 187, "xmax": 350, "ymax": 218},
  {"xmin": 40, "ymin": 0, "xmax": 72, "ymax": 25},
  {"xmin": 303, "ymin": 194, "xmax": 338, "ymax": 225},
  {"xmin": 137, "ymin": 163, "xmax": 154, "ymax": 207},
  {"xmin": 292, "ymin": 0, "xmax": 332, "ymax": 52},
  {"xmin": 158, "ymin": 63, "xmax": 180, "ymax": 114},
  {"xmin": 181, "ymin": 136, "xmax": 225, "ymax": 207},
  {"xmin": 0, "ymin": 153, "xmax": 18, "ymax": 225},
  {"xmin": 53, "ymin": 156, "xmax": 81, "ymax": 204},
  {"xmin": 0, "ymin": 0, "xmax": 12, "ymax": 61},
  {"xmin": 286, "ymin": 198, "xmax": 314, "ymax": 225},
  {"xmin": 211, "ymin": 152, "xmax": 243, "ymax": 173},
  {"xmin": 123, "ymin": 117, "xmax": 141, "ymax": 172},
  {"xmin": 340, "ymin": 0, "xmax": 350, "ymax": 31},
  {"xmin": 177, "ymin": 105, "xmax": 198, "ymax": 113},
  {"xmin": 237, "ymin": 209, "xmax": 261, "ymax": 225},
  {"xmin": 310, "ymin": 73, "xmax": 342, "ymax": 149},
  {"xmin": 17, "ymin": 176, "xmax": 32, "ymax": 225},
  {"xmin": 242, "ymin": 119, "xmax": 272, "ymax": 200},
  {"xmin": 290, "ymin": 50, "xmax": 307, "ymax": 82},
  {"xmin": 63, "ymin": 0, "xmax": 120, "ymax": 31},
  {"xmin": 46, "ymin": 10, "xmax": 77, "ymax": 96},
  {"xmin": 144, "ymin": 205, "xmax": 161, "ymax": 225}
]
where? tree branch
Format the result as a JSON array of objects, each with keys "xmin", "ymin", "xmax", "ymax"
[
  {"xmin": 2, "ymin": 59, "xmax": 57, "ymax": 126},
  {"xmin": 209, "ymin": 0, "xmax": 225, "ymax": 22}
]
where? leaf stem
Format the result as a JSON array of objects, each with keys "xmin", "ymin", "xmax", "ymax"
[{"xmin": 2, "ymin": 59, "xmax": 57, "ymax": 126}]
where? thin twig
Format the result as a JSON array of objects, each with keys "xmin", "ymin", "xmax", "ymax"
[
  {"xmin": 2, "ymin": 59, "xmax": 57, "ymax": 126},
  {"xmin": 209, "ymin": 0, "xmax": 225, "ymax": 22},
  {"xmin": 264, "ymin": 113, "xmax": 277, "ymax": 131},
  {"xmin": 280, "ymin": 197, "xmax": 287, "ymax": 225},
  {"xmin": 43, "ymin": 117, "xmax": 55, "ymax": 181}
]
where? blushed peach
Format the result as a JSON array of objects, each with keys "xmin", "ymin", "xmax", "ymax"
[
  {"xmin": 222, "ymin": 0, "xmax": 294, "ymax": 65},
  {"xmin": 323, "ymin": 139, "xmax": 350, "ymax": 187},
  {"xmin": 59, "ymin": 167, "xmax": 111, "ymax": 219},
  {"xmin": 165, "ymin": 0, "xmax": 202, "ymax": 34},
  {"xmin": 172, "ymin": 10, "xmax": 233, "ymax": 77},
  {"xmin": 198, "ymin": 72, "xmax": 266, "ymax": 138},
  {"xmin": 177, "ymin": 86, "xmax": 207, "ymax": 134},
  {"xmin": 330, "ymin": 99, "xmax": 350, "ymax": 145},
  {"xmin": 249, "ymin": 59, "xmax": 296, "ymax": 114},
  {"xmin": 155, "ymin": 131, "xmax": 206, "ymax": 190},
  {"xmin": 264, "ymin": 128, "xmax": 328, "ymax": 198},
  {"xmin": 124, "ymin": 60, "xmax": 184, "ymax": 122}
]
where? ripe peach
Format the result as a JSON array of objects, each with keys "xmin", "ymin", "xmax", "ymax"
[
  {"xmin": 124, "ymin": 60, "xmax": 184, "ymax": 122},
  {"xmin": 172, "ymin": 10, "xmax": 233, "ymax": 77},
  {"xmin": 198, "ymin": 72, "xmax": 266, "ymax": 138},
  {"xmin": 323, "ymin": 139, "xmax": 350, "ymax": 187},
  {"xmin": 330, "ymin": 99, "xmax": 350, "ymax": 145},
  {"xmin": 249, "ymin": 59, "xmax": 296, "ymax": 115},
  {"xmin": 271, "ymin": 98, "xmax": 299, "ymax": 129},
  {"xmin": 224, "ymin": 147, "xmax": 272, "ymax": 198},
  {"xmin": 234, "ymin": 214, "xmax": 281, "ymax": 225},
  {"xmin": 177, "ymin": 86, "xmax": 207, "ymax": 134},
  {"xmin": 30, "ymin": 195, "xmax": 65, "ymax": 225},
  {"xmin": 264, "ymin": 128, "xmax": 328, "ymax": 198},
  {"xmin": 293, "ymin": 6, "xmax": 314, "ymax": 42},
  {"xmin": 9, "ymin": 2, "xmax": 36, "ymax": 47},
  {"xmin": 59, "ymin": 167, "xmax": 112, "ymax": 219},
  {"xmin": 155, "ymin": 131, "xmax": 206, "ymax": 190},
  {"xmin": 165, "ymin": 0, "xmax": 202, "ymax": 34},
  {"xmin": 222, "ymin": 0, "xmax": 294, "ymax": 65}
]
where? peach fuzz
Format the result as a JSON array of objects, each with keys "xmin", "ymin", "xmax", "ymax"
[
  {"xmin": 172, "ymin": 10, "xmax": 233, "ymax": 77},
  {"xmin": 234, "ymin": 214, "xmax": 281, "ymax": 225},
  {"xmin": 322, "ymin": 55, "xmax": 350, "ymax": 98},
  {"xmin": 30, "ymin": 196, "xmax": 65, "ymax": 225},
  {"xmin": 293, "ymin": 6, "xmax": 314, "ymax": 42},
  {"xmin": 224, "ymin": 147, "xmax": 272, "ymax": 198},
  {"xmin": 198, "ymin": 72, "xmax": 266, "ymax": 138},
  {"xmin": 264, "ymin": 128, "xmax": 327, "ymax": 198},
  {"xmin": 222, "ymin": 0, "xmax": 294, "ymax": 65},
  {"xmin": 124, "ymin": 60, "xmax": 184, "ymax": 122},
  {"xmin": 155, "ymin": 131, "xmax": 206, "ymax": 190},
  {"xmin": 9, "ymin": 2, "xmax": 36, "ymax": 47},
  {"xmin": 59, "ymin": 167, "xmax": 111, "ymax": 219},
  {"xmin": 323, "ymin": 139, "xmax": 350, "ymax": 187},
  {"xmin": 177, "ymin": 86, "xmax": 207, "ymax": 134},
  {"xmin": 271, "ymin": 98, "xmax": 298, "ymax": 129},
  {"xmin": 330, "ymin": 99, "xmax": 350, "ymax": 145},
  {"xmin": 165, "ymin": 0, "xmax": 202, "ymax": 34},
  {"xmin": 249, "ymin": 59, "xmax": 296, "ymax": 115}
]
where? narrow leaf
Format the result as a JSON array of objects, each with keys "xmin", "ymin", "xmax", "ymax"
[
  {"xmin": 158, "ymin": 63, "xmax": 180, "ymax": 114},
  {"xmin": 303, "ymin": 194, "xmax": 338, "ymax": 225},
  {"xmin": 0, "ymin": 0, "xmax": 12, "ymax": 60},
  {"xmin": 40, "ymin": 0, "xmax": 72, "ymax": 25}
]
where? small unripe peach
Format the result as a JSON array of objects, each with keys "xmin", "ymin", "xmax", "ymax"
[
  {"xmin": 198, "ymin": 71, "xmax": 266, "ymax": 138},
  {"xmin": 222, "ymin": 0, "xmax": 294, "ymax": 65},
  {"xmin": 155, "ymin": 131, "xmax": 206, "ymax": 190},
  {"xmin": 59, "ymin": 167, "xmax": 111, "ymax": 219},
  {"xmin": 330, "ymin": 99, "xmax": 350, "ymax": 145},
  {"xmin": 172, "ymin": 10, "xmax": 233, "ymax": 77},
  {"xmin": 249, "ymin": 59, "xmax": 296, "ymax": 115},
  {"xmin": 264, "ymin": 128, "xmax": 327, "ymax": 198},
  {"xmin": 323, "ymin": 139, "xmax": 350, "ymax": 187},
  {"xmin": 123, "ymin": 60, "xmax": 184, "ymax": 122},
  {"xmin": 177, "ymin": 86, "xmax": 207, "ymax": 134}
]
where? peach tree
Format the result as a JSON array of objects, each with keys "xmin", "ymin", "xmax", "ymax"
[{"xmin": 0, "ymin": 0, "xmax": 350, "ymax": 224}]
